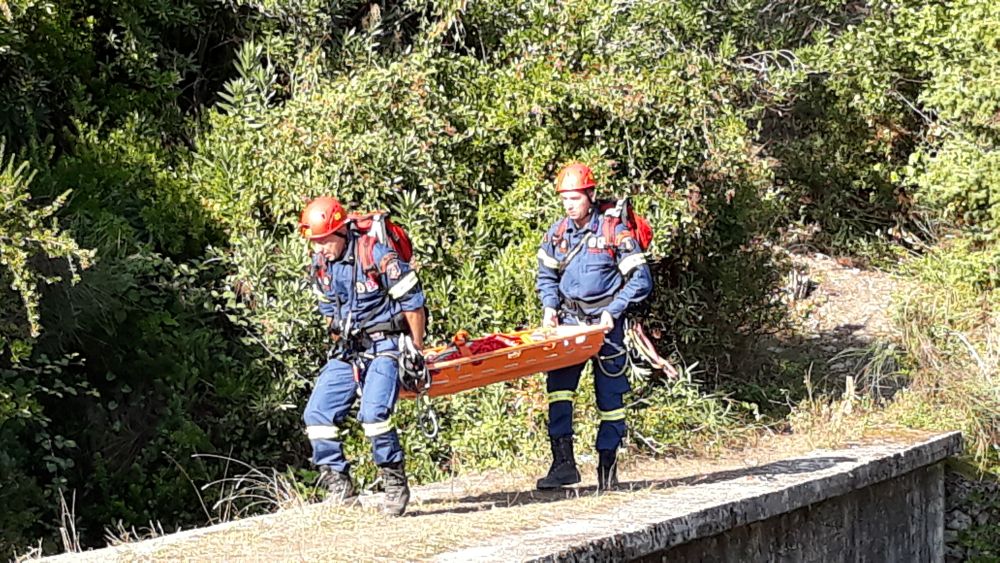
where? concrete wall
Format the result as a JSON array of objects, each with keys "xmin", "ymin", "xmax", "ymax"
[
  {"xmin": 434, "ymin": 432, "xmax": 962, "ymax": 562},
  {"xmin": 45, "ymin": 432, "xmax": 962, "ymax": 562},
  {"xmin": 640, "ymin": 462, "xmax": 944, "ymax": 563}
]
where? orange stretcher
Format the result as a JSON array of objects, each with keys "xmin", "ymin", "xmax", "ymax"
[{"xmin": 400, "ymin": 325, "xmax": 607, "ymax": 399}]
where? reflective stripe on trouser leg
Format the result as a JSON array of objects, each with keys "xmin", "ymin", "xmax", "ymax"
[
  {"xmin": 362, "ymin": 420, "xmax": 394, "ymax": 437},
  {"xmin": 304, "ymin": 358, "xmax": 357, "ymax": 473},
  {"xmin": 306, "ymin": 425, "xmax": 343, "ymax": 440},
  {"xmin": 358, "ymin": 353, "xmax": 403, "ymax": 466},
  {"xmin": 599, "ymin": 408, "xmax": 626, "ymax": 421},
  {"xmin": 546, "ymin": 360, "xmax": 585, "ymax": 438},
  {"xmin": 547, "ymin": 390, "xmax": 576, "ymax": 403},
  {"xmin": 595, "ymin": 319, "xmax": 629, "ymax": 451}
]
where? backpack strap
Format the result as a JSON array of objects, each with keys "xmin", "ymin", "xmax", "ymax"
[
  {"xmin": 309, "ymin": 254, "xmax": 334, "ymax": 303},
  {"xmin": 601, "ymin": 199, "xmax": 629, "ymax": 257},
  {"xmin": 558, "ymin": 232, "xmax": 592, "ymax": 272},
  {"xmin": 357, "ymin": 235, "xmax": 379, "ymax": 281},
  {"xmin": 548, "ymin": 217, "xmax": 595, "ymax": 273},
  {"xmin": 552, "ymin": 217, "xmax": 569, "ymax": 248},
  {"xmin": 368, "ymin": 213, "xmax": 388, "ymax": 244}
]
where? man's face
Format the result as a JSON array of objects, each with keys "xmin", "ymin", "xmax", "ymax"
[
  {"xmin": 560, "ymin": 190, "xmax": 592, "ymax": 222},
  {"xmin": 311, "ymin": 227, "xmax": 348, "ymax": 261}
]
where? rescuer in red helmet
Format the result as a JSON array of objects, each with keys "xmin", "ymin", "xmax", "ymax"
[
  {"xmin": 536, "ymin": 162, "xmax": 653, "ymax": 492},
  {"xmin": 298, "ymin": 196, "xmax": 426, "ymax": 516}
]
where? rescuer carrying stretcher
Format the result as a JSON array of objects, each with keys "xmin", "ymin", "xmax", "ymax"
[
  {"xmin": 535, "ymin": 162, "xmax": 653, "ymax": 492},
  {"xmin": 298, "ymin": 196, "xmax": 427, "ymax": 516}
]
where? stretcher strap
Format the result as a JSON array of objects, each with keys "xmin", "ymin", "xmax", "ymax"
[
  {"xmin": 624, "ymin": 321, "xmax": 679, "ymax": 380},
  {"xmin": 625, "ymin": 324, "xmax": 668, "ymax": 370}
]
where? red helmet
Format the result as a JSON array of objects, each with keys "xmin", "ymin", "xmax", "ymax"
[
  {"xmin": 299, "ymin": 196, "xmax": 348, "ymax": 240},
  {"xmin": 555, "ymin": 162, "xmax": 596, "ymax": 193}
]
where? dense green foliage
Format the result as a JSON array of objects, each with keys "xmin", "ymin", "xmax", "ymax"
[{"xmin": 1, "ymin": 0, "xmax": 998, "ymax": 556}]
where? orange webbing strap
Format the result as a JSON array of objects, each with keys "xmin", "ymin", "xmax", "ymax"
[{"xmin": 450, "ymin": 330, "xmax": 473, "ymax": 358}]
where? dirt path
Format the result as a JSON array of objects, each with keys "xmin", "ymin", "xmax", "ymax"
[
  {"xmin": 757, "ymin": 251, "xmax": 910, "ymax": 400},
  {"xmin": 786, "ymin": 252, "xmax": 904, "ymax": 340}
]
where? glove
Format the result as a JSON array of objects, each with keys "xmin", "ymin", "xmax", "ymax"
[
  {"xmin": 599, "ymin": 310, "xmax": 614, "ymax": 332},
  {"xmin": 543, "ymin": 307, "xmax": 559, "ymax": 328}
]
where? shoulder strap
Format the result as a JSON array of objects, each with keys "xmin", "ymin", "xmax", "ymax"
[
  {"xmin": 558, "ymin": 232, "xmax": 593, "ymax": 272},
  {"xmin": 357, "ymin": 236, "xmax": 379, "ymax": 279},
  {"xmin": 553, "ymin": 218, "xmax": 569, "ymax": 245},
  {"xmin": 602, "ymin": 199, "xmax": 628, "ymax": 257}
]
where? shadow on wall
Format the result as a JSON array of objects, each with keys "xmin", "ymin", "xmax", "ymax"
[{"xmin": 409, "ymin": 456, "xmax": 856, "ymax": 517}]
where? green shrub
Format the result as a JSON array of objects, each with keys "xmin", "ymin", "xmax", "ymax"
[{"xmin": 893, "ymin": 235, "xmax": 999, "ymax": 471}]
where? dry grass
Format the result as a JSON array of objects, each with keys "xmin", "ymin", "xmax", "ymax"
[{"xmin": 786, "ymin": 251, "xmax": 908, "ymax": 340}]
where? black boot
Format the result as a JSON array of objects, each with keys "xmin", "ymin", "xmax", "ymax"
[
  {"xmin": 380, "ymin": 461, "xmax": 410, "ymax": 516},
  {"xmin": 597, "ymin": 449, "xmax": 620, "ymax": 492},
  {"xmin": 536, "ymin": 436, "xmax": 581, "ymax": 490},
  {"xmin": 318, "ymin": 467, "xmax": 358, "ymax": 505}
]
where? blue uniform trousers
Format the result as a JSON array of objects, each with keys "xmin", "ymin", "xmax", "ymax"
[
  {"xmin": 546, "ymin": 316, "xmax": 630, "ymax": 451},
  {"xmin": 303, "ymin": 336, "xmax": 403, "ymax": 473}
]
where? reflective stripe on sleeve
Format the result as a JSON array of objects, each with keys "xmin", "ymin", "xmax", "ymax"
[
  {"xmin": 312, "ymin": 285, "xmax": 332, "ymax": 303},
  {"xmin": 618, "ymin": 253, "xmax": 646, "ymax": 275},
  {"xmin": 362, "ymin": 420, "xmax": 394, "ymax": 437},
  {"xmin": 388, "ymin": 271, "xmax": 419, "ymax": 299},
  {"xmin": 537, "ymin": 248, "xmax": 560, "ymax": 269}
]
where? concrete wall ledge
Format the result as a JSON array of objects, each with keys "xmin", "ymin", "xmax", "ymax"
[
  {"xmin": 43, "ymin": 432, "xmax": 962, "ymax": 562},
  {"xmin": 435, "ymin": 431, "xmax": 962, "ymax": 562}
]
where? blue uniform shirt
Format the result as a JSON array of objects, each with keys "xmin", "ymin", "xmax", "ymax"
[
  {"xmin": 536, "ymin": 209, "xmax": 652, "ymax": 319},
  {"xmin": 311, "ymin": 233, "xmax": 425, "ymax": 335}
]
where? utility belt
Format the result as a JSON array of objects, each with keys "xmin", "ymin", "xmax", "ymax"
[
  {"xmin": 561, "ymin": 295, "xmax": 630, "ymax": 377},
  {"xmin": 354, "ymin": 329, "xmax": 401, "ymax": 351},
  {"xmin": 561, "ymin": 295, "xmax": 615, "ymax": 324},
  {"xmin": 331, "ymin": 316, "xmax": 406, "ymax": 359}
]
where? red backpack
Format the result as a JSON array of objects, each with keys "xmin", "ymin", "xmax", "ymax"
[
  {"xmin": 554, "ymin": 198, "xmax": 653, "ymax": 258},
  {"xmin": 350, "ymin": 211, "xmax": 415, "ymax": 275}
]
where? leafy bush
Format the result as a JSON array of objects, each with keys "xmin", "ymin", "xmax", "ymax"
[
  {"xmin": 775, "ymin": 0, "xmax": 1000, "ymax": 247},
  {"xmin": 0, "ymin": 146, "xmax": 92, "ymax": 552}
]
